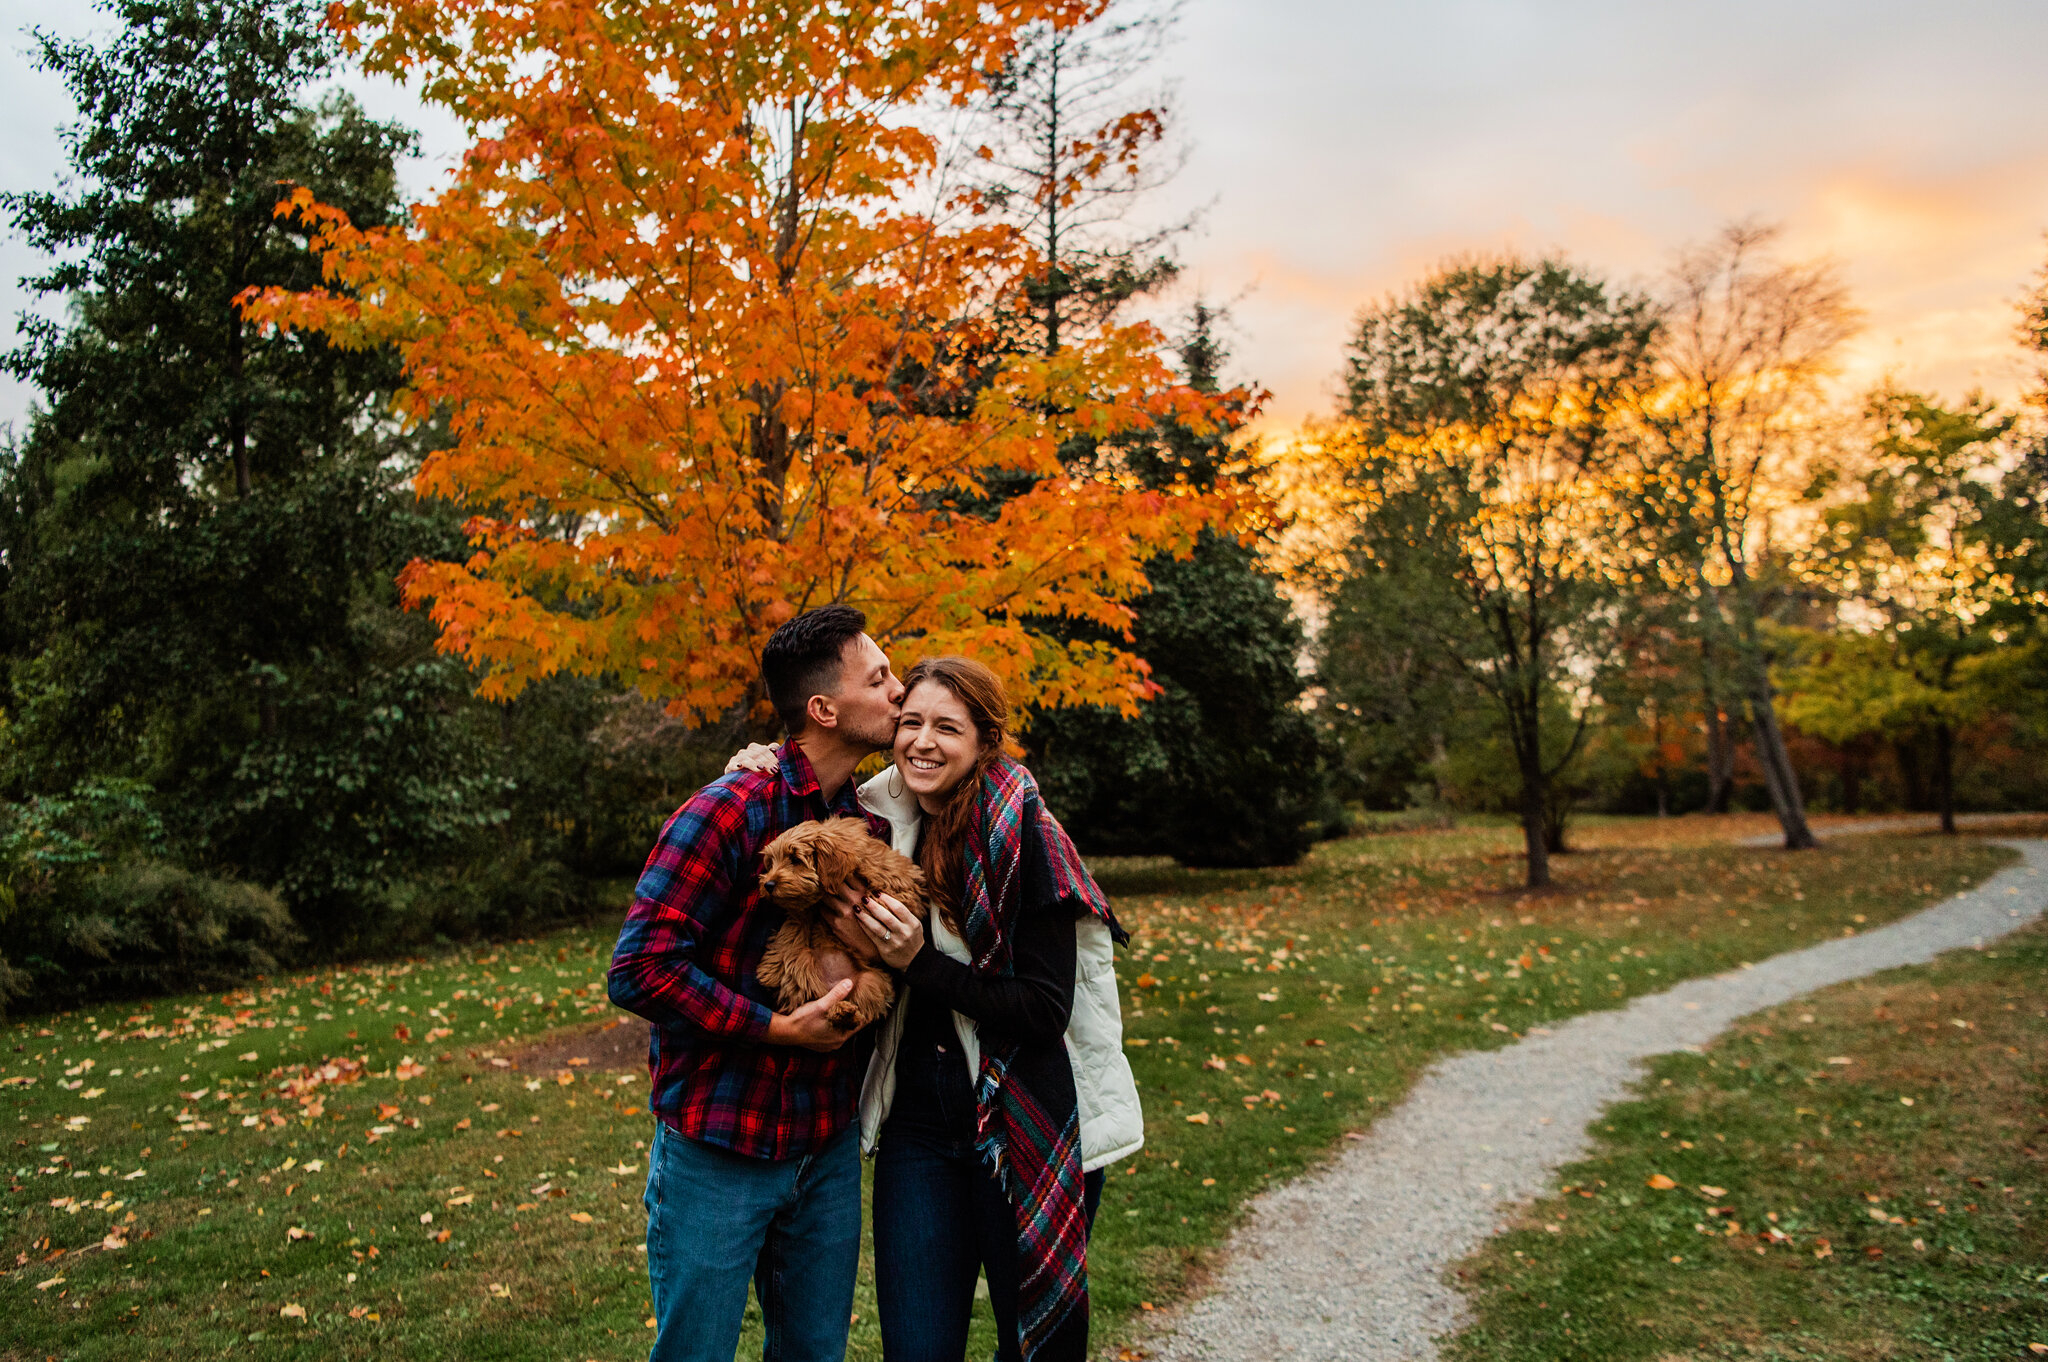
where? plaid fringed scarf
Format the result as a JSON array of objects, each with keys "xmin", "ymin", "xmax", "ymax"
[{"xmin": 958, "ymin": 756, "xmax": 1120, "ymax": 1362}]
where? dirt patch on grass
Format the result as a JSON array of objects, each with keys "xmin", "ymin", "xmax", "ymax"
[{"xmin": 498, "ymin": 1010, "xmax": 648, "ymax": 1073}]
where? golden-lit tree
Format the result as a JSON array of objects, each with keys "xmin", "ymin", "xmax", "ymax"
[
  {"xmin": 1327, "ymin": 256, "xmax": 1657, "ymax": 888},
  {"xmin": 247, "ymin": 0, "xmax": 1236, "ymax": 728},
  {"xmin": 1627, "ymin": 223, "xmax": 1860, "ymax": 850},
  {"xmin": 1788, "ymin": 389, "xmax": 2018, "ymax": 832}
]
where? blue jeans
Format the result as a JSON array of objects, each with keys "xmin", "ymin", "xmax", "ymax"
[
  {"xmin": 873, "ymin": 1040, "xmax": 1106, "ymax": 1362},
  {"xmin": 642, "ymin": 1119, "xmax": 862, "ymax": 1362}
]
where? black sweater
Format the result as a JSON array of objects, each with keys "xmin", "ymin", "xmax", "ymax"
[{"xmin": 898, "ymin": 813, "xmax": 1080, "ymax": 1048}]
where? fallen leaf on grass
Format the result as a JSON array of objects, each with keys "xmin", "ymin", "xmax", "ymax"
[
  {"xmin": 1813, "ymin": 1238, "xmax": 1833, "ymax": 1259},
  {"xmin": 1646, "ymin": 1174, "xmax": 1677, "ymax": 1190},
  {"xmin": 488, "ymin": 1283, "xmax": 511, "ymax": 1298},
  {"xmin": 1826, "ymin": 1056, "xmax": 1854, "ymax": 1066},
  {"xmin": 238, "ymin": 1051, "xmax": 260, "ymax": 1063},
  {"xmin": 1134, "ymin": 974, "xmax": 1159, "ymax": 989},
  {"xmin": 445, "ymin": 1194, "xmax": 475, "ymax": 1207},
  {"xmin": 1202, "ymin": 1056, "xmax": 1228, "ymax": 1072},
  {"xmin": 287, "ymin": 1226, "xmax": 312, "ymax": 1241},
  {"xmin": 395, "ymin": 1057, "xmax": 427, "ymax": 1081},
  {"xmin": 1256, "ymin": 991, "xmax": 1279, "ymax": 1003},
  {"xmin": 1185, "ymin": 1112, "xmax": 1211, "ymax": 1125},
  {"xmin": 605, "ymin": 1163, "xmax": 637, "ymax": 1175},
  {"xmin": 1698, "ymin": 1185, "xmax": 1727, "ymax": 1198},
  {"xmin": 34, "ymin": 1276, "xmax": 63, "ymax": 1291},
  {"xmin": 455, "ymin": 1118, "xmax": 472, "ymax": 1131},
  {"xmin": 280, "ymin": 1304, "xmax": 306, "ymax": 1320},
  {"xmin": 569, "ymin": 1212, "xmax": 594, "ymax": 1224}
]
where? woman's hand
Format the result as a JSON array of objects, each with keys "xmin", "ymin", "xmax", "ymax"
[
  {"xmin": 857, "ymin": 892, "xmax": 925, "ymax": 970},
  {"xmin": 725, "ymin": 741, "xmax": 780, "ymax": 775}
]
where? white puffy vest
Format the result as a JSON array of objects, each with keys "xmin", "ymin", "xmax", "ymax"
[{"xmin": 854, "ymin": 770, "xmax": 1145, "ymax": 1172}]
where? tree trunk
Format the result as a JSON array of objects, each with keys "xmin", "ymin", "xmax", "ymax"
[
  {"xmin": 1934, "ymin": 722, "xmax": 1957, "ymax": 835},
  {"xmin": 1740, "ymin": 654, "xmax": 1817, "ymax": 849},
  {"xmin": 1543, "ymin": 805, "xmax": 1569, "ymax": 855}
]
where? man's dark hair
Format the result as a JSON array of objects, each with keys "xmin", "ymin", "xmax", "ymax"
[{"xmin": 762, "ymin": 605, "xmax": 869, "ymax": 735}]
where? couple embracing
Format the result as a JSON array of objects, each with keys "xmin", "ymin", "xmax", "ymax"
[{"xmin": 606, "ymin": 606, "xmax": 1144, "ymax": 1362}]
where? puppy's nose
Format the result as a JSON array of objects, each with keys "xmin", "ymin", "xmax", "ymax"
[{"xmin": 759, "ymin": 875, "xmax": 778, "ymax": 893}]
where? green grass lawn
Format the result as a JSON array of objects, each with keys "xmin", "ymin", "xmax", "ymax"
[
  {"xmin": 1441, "ymin": 892, "xmax": 2048, "ymax": 1362},
  {"xmin": 0, "ymin": 819, "xmax": 2017, "ymax": 1360}
]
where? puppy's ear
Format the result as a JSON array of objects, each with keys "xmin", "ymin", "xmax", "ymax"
[{"xmin": 811, "ymin": 825, "xmax": 857, "ymax": 894}]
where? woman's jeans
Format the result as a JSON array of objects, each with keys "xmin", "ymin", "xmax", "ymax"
[
  {"xmin": 874, "ymin": 1037, "xmax": 1105, "ymax": 1362},
  {"xmin": 642, "ymin": 1118, "xmax": 862, "ymax": 1362}
]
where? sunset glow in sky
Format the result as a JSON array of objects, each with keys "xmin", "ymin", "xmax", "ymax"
[{"xmin": 2, "ymin": 0, "xmax": 2045, "ymax": 432}]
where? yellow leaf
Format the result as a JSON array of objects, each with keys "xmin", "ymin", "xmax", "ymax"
[
  {"xmin": 1698, "ymin": 1185, "xmax": 1727, "ymax": 1198},
  {"xmin": 280, "ymin": 1304, "xmax": 306, "ymax": 1320},
  {"xmin": 1185, "ymin": 1112, "xmax": 1211, "ymax": 1125},
  {"xmin": 569, "ymin": 1211, "xmax": 594, "ymax": 1224},
  {"xmin": 1646, "ymin": 1174, "xmax": 1677, "ymax": 1190}
]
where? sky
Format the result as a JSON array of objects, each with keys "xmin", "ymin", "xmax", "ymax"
[{"xmin": 3, "ymin": 0, "xmax": 2046, "ymax": 434}]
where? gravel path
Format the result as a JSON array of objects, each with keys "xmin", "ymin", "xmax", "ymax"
[{"xmin": 1136, "ymin": 837, "xmax": 2048, "ymax": 1362}]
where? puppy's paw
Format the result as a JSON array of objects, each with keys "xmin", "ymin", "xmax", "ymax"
[{"xmin": 824, "ymin": 999, "xmax": 861, "ymax": 1031}]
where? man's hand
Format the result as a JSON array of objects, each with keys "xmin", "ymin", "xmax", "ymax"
[{"xmin": 766, "ymin": 979, "xmax": 857, "ymax": 1051}]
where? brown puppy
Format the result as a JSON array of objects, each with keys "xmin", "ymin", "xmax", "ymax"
[{"xmin": 756, "ymin": 817, "xmax": 922, "ymax": 1032}]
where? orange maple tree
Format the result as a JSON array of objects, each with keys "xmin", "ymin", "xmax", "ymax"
[{"xmin": 247, "ymin": 0, "xmax": 1238, "ymax": 725}]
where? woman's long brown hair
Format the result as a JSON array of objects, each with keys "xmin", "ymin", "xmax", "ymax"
[{"xmin": 899, "ymin": 656, "xmax": 1009, "ymax": 933}]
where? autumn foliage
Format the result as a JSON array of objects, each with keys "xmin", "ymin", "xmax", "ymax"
[{"xmin": 248, "ymin": 0, "xmax": 1235, "ymax": 723}]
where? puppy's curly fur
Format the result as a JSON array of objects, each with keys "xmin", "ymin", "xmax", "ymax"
[{"xmin": 755, "ymin": 817, "xmax": 922, "ymax": 1032}]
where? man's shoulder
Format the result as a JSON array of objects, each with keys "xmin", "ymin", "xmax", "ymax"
[
  {"xmin": 693, "ymin": 767, "xmax": 784, "ymax": 807},
  {"xmin": 658, "ymin": 768, "xmax": 789, "ymax": 841}
]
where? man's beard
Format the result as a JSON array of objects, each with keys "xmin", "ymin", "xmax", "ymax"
[{"xmin": 838, "ymin": 710, "xmax": 898, "ymax": 755}]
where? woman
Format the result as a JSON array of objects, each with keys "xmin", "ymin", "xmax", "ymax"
[{"xmin": 733, "ymin": 657, "xmax": 1141, "ymax": 1362}]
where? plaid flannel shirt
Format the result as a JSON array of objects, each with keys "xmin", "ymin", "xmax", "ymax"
[{"xmin": 606, "ymin": 744, "xmax": 887, "ymax": 1160}]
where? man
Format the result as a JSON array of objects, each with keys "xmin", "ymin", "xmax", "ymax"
[{"xmin": 608, "ymin": 604, "xmax": 903, "ymax": 1362}]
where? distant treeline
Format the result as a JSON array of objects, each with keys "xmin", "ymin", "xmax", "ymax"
[{"xmin": 1306, "ymin": 239, "xmax": 2048, "ymax": 884}]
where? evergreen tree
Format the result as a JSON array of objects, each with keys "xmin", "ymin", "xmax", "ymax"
[
  {"xmin": 1029, "ymin": 310, "xmax": 1325, "ymax": 868},
  {"xmin": 0, "ymin": 0, "xmax": 503, "ymax": 950}
]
